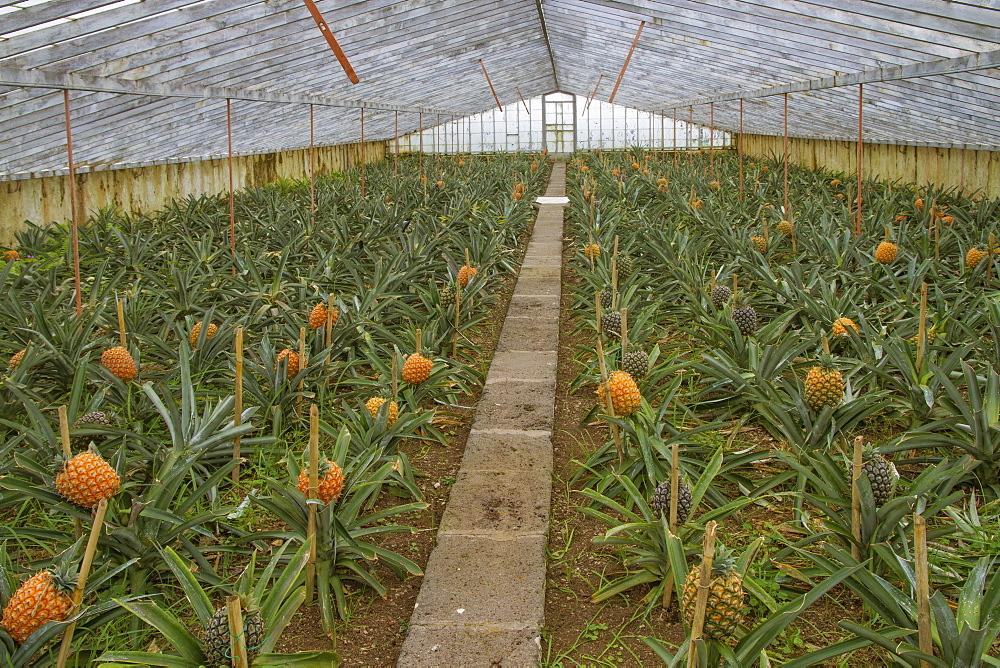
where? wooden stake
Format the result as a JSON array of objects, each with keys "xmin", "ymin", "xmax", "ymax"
[
  {"xmin": 58, "ymin": 406, "xmax": 83, "ymax": 541},
  {"xmin": 914, "ymin": 513, "xmax": 933, "ymax": 667},
  {"xmin": 55, "ymin": 499, "xmax": 109, "ymax": 668},
  {"xmin": 452, "ymin": 286, "xmax": 461, "ymax": 359},
  {"xmin": 687, "ymin": 521, "xmax": 718, "ymax": 668},
  {"xmin": 709, "ymin": 270, "xmax": 717, "ymax": 292},
  {"xmin": 116, "ymin": 297, "xmax": 126, "ymax": 348},
  {"xmin": 391, "ymin": 352, "xmax": 399, "ymax": 399},
  {"xmin": 596, "ymin": 290, "xmax": 603, "ymax": 337},
  {"xmin": 732, "ymin": 274, "xmax": 738, "ymax": 305},
  {"xmin": 226, "ymin": 595, "xmax": 250, "ymax": 668},
  {"xmin": 595, "ymin": 337, "xmax": 623, "ymax": 463},
  {"xmin": 620, "ymin": 308, "xmax": 629, "ymax": 357},
  {"xmin": 415, "ymin": 328, "xmax": 422, "ymax": 356},
  {"xmin": 233, "ymin": 327, "xmax": 244, "ymax": 485},
  {"xmin": 296, "ymin": 326, "xmax": 307, "ymax": 416},
  {"xmin": 916, "ymin": 283, "xmax": 928, "ymax": 371},
  {"xmin": 324, "ymin": 294, "xmax": 336, "ymax": 364},
  {"xmin": 669, "ymin": 442, "xmax": 680, "ymax": 533},
  {"xmin": 989, "ymin": 233, "xmax": 995, "ymax": 282},
  {"xmin": 305, "ymin": 405, "xmax": 320, "ymax": 603},
  {"xmin": 851, "ymin": 435, "xmax": 863, "ymax": 561}
]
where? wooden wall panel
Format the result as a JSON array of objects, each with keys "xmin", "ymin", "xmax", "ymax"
[
  {"xmin": 738, "ymin": 134, "xmax": 1000, "ymax": 198},
  {"xmin": 0, "ymin": 141, "xmax": 387, "ymax": 247}
]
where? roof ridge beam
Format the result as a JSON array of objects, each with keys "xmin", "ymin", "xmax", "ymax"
[
  {"xmin": 0, "ymin": 65, "xmax": 469, "ymax": 115},
  {"xmin": 656, "ymin": 49, "xmax": 1000, "ymax": 110}
]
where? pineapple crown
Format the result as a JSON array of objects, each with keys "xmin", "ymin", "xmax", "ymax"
[
  {"xmin": 814, "ymin": 351, "xmax": 838, "ymax": 370},
  {"xmin": 860, "ymin": 443, "xmax": 889, "ymax": 463},
  {"xmin": 707, "ymin": 544, "xmax": 739, "ymax": 576}
]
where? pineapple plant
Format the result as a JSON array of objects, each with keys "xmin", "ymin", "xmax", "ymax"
[
  {"xmin": 621, "ymin": 349, "xmax": 649, "ymax": 380},
  {"xmin": 681, "ymin": 547, "xmax": 745, "ymax": 641},
  {"xmin": 776, "ymin": 220, "xmax": 793, "ymax": 236},
  {"xmin": 599, "ymin": 288, "xmax": 617, "ymax": 311},
  {"xmin": 732, "ymin": 305, "xmax": 757, "ymax": 336},
  {"xmin": 296, "ymin": 459, "xmax": 344, "ymax": 504},
  {"xmin": 54, "ymin": 449, "xmax": 121, "ymax": 508},
  {"xmin": 650, "ymin": 479, "xmax": 692, "ymax": 523},
  {"xmin": 597, "ymin": 371, "xmax": 642, "ymax": 416},
  {"xmin": 831, "ymin": 317, "xmax": 859, "ymax": 337},
  {"xmin": 966, "ymin": 247, "xmax": 988, "ymax": 268},
  {"xmin": 1, "ymin": 568, "xmax": 75, "ymax": 644},
  {"xmin": 601, "ymin": 310, "xmax": 622, "ymax": 338},
  {"xmin": 457, "ymin": 265, "xmax": 478, "ymax": 288},
  {"xmin": 100, "ymin": 346, "xmax": 137, "ymax": 382},
  {"xmin": 188, "ymin": 321, "xmax": 218, "ymax": 347},
  {"xmin": 908, "ymin": 324, "xmax": 939, "ymax": 345},
  {"xmin": 365, "ymin": 396, "xmax": 399, "ymax": 427},
  {"xmin": 875, "ymin": 240, "xmax": 898, "ymax": 264},
  {"xmin": 750, "ymin": 235, "xmax": 767, "ymax": 253},
  {"xmin": 860, "ymin": 447, "xmax": 899, "ymax": 507},
  {"xmin": 202, "ymin": 601, "xmax": 265, "ymax": 667},
  {"xmin": 308, "ymin": 302, "xmax": 338, "ymax": 330},
  {"xmin": 276, "ymin": 349, "xmax": 300, "ymax": 380},
  {"xmin": 804, "ymin": 356, "xmax": 844, "ymax": 410},
  {"xmin": 402, "ymin": 352, "xmax": 432, "ymax": 384},
  {"xmin": 710, "ymin": 284, "xmax": 732, "ymax": 308},
  {"xmin": 584, "ymin": 243, "xmax": 601, "ymax": 261},
  {"xmin": 439, "ymin": 282, "xmax": 457, "ymax": 306}
]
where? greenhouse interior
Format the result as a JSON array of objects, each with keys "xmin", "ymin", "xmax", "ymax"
[{"xmin": 1, "ymin": 1, "xmax": 999, "ymax": 666}]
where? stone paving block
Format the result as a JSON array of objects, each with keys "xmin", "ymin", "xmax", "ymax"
[
  {"xmin": 511, "ymin": 276, "xmax": 560, "ymax": 297},
  {"xmin": 397, "ymin": 623, "xmax": 540, "ymax": 667},
  {"xmin": 409, "ymin": 534, "xmax": 547, "ymax": 626},
  {"xmin": 496, "ymin": 317, "xmax": 559, "ymax": 352},
  {"xmin": 438, "ymin": 469, "xmax": 550, "ymax": 534},
  {"xmin": 507, "ymin": 294, "xmax": 560, "ymax": 314},
  {"xmin": 473, "ymin": 380, "xmax": 555, "ymax": 430},
  {"xmin": 486, "ymin": 350, "xmax": 557, "ymax": 381},
  {"xmin": 517, "ymin": 265, "xmax": 560, "ymax": 280},
  {"xmin": 462, "ymin": 430, "xmax": 553, "ymax": 471}
]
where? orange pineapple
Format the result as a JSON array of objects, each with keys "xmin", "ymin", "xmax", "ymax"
[
  {"xmin": 189, "ymin": 321, "xmax": 218, "ymax": 347},
  {"xmin": 365, "ymin": 397, "xmax": 399, "ymax": 427},
  {"xmin": 832, "ymin": 318, "xmax": 859, "ymax": 337},
  {"xmin": 402, "ymin": 353, "xmax": 432, "ymax": 385},
  {"xmin": 308, "ymin": 302, "xmax": 339, "ymax": 330},
  {"xmin": 276, "ymin": 349, "xmax": 300, "ymax": 380},
  {"xmin": 457, "ymin": 265, "xmax": 478, "ymax": 288},
  {"xmin": 55, "ymin": 450, "xmax": 120, "ymax": 508},
  {"xmin": 296, "ymin": 459, "xmax": 344, "ymax": 504},
  {"xmin": 8, "ymin": 348, "xmax": 25, "ymax": 369},
  {"xmin": 597, "ymin": 371, "xmax": 642, "ymax": 416},
  {"xmin": 101, "ymin": 346, "xmax": 136, "ymax": 382},
  {"xmin": 1, "ymin": 569, "xmax": 75, "ymax": 644}
]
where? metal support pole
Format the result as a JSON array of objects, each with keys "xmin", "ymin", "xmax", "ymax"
[
  {"xmin": 856, "ymin": 84, "xmax": 864, "ymax": 237},
  {"xmin": 609, "ymin": 21, "xmax": 645, "ymax": 104},
  {"xmin": 309, "ymin": 104, "xmax": 315, "ymax": 224},
  {"xmin": 63, "ymin": 91, "xmax": 82, "ymax": 318},
  {"xmin": 360, "ymin": 107, "xmax": 366, "ymax": 197},
  {"xmin": 226, "ymin": 99, "xmax": 235, "ymax": 254},
  {"xmin": 709, "ymin": 101, "xmax": 715, "ymax": 177},
  {"xmin": 738, "ymin": 99, "xmax": 744, "ymax": 200},
  {"xmin": 393, "ymin": 110, "xmax": 398, "ymax": 178},
  {"xmin": 783, "ymin": 93, "xmax": 790, "ymax": 215}
]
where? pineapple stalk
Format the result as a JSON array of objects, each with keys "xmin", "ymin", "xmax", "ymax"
[
  {"xmin": 851, "ymin": 436, "xmax": 863, "ymax": 562},
  {"xmin": 687, "ymin": 520, "xmax": 719, "ymax": 668},
  {"xmin": 305, "ymin": 405, "xmax": 320, "ymax": 604},
  {"xmin": 55, "ymin": 498, "xmax": 109, "ymax": 668},
  {"xmin": 233, "ymin": 327, "xmax": 244, "ymax": 485},
  {"xmin": 620, "ymin": 309, "xmax": 628, "ymax": 357},
  {"xmin": 226, "ymin": 595, "xmax": 249, "ymax": 668}
]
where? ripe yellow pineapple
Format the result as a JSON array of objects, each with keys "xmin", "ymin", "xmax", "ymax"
[
  {"xmin": 101, "ymin": 346, "xmax": 137, "ymax": 382},
  {"xmin": 1, "ymin": 569, "xmax": 75, "ymax": 644},
  {"xmin": 189, "ymin": 321, "xmax": 218, "ymax": 347},
  {"xmin": 776, "ymin": 220, "xmax": 793, "ymax": 236},
  {"xmin": 8, "ymin": 348, "xmax": 25, "ymax": 370},
  {"xmin": 597, "ymin": 371, "xmax": 642, "ymax": 416},
  {"xmin": 831, "ymin": 317, "xmax": 859, "ymax": 337},
  {"xmin": 276, "ymin": 349, "xmax": 300, "ymax": 380},
  {"xmin": 457, "ymin": 265, "xmax": 478, "ymax": 288},
  {"xmin": 402, "ymin": 353, "xmax": 432, "ymax": 385},
  {"xmin": 875, "ymin": 241, "xmax": 898, "ymax": 264},
  {"xmin": 584, "ymin": 244, "xmax": 601, "ymax": 261},
  {"xmin": 55, "ymin": 450, "xmax": 120, "ymax": 508},
  {"xmin": 750, "ymin": 235, "xmax": 767, "ymax": 253},
  {"xmin": 308, "ymin": 302, "xmax": 339, "ymax": 330},
  {"xmin": 681, "ymin": 551, "xmax": 745, "ymax": 641},
  {"xmin": 365, "ymin": 397, "xmax": 399, "ymax": 427},
  {"xmin": 966, "ymin": 247, "xmax": 989, "ymax": 268},
  {"xmin": 296, "ymin": 459, "xmax": 344, "ymax": 504},
  {"xmin": 804, "ymin": 358, "xmax": 844, "ymax": 410}
]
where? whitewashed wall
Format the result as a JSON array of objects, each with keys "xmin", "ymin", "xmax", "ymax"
[{"xmin": 391, "ymin": 93, "xmax": 729, "ymax": 154}]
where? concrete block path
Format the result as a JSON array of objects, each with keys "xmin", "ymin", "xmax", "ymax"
[{"xmin": 397, "ymin": 163, "xmax": 566, "ymax": 667}]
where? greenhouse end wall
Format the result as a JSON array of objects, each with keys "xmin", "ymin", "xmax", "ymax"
[
  {"xmin": 0, "ymin": 141, "xmax": 387, "ymax": 247},
  {"xmin": 738, "ymin": 133, "xmax": 1000, "ymax": 198}
]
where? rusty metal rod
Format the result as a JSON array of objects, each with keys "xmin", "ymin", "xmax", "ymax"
[
  {"xmin": 584, "ymin": 74, "xmax": 604, "ymax": 112},
  {"xmin": 477, "ymin": 59, "xmax": 503, "ymax": 110},
  {"xmin": 301, "ymin": 0, "xmax": 359, "ymax": 84},
  {"xmin": 515, "ymin": 86, "xmax": 530, "ymax": 115},
  {"xmin": 63, "ymin": 90, "xmax": 82, "ymax": 317},
  {"xmin": 608, "ymin": 21, "xmax": 645, "ymax": 104}
]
